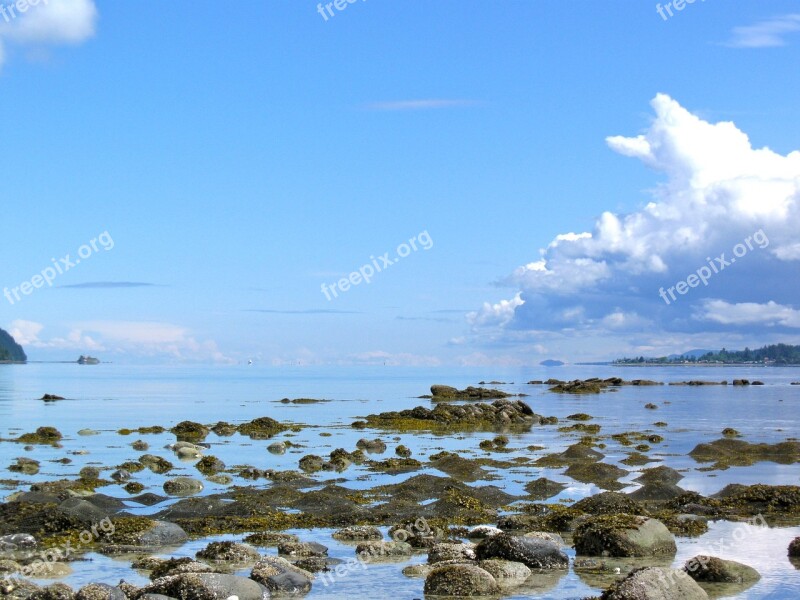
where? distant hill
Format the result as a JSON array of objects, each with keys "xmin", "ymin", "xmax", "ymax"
[
  {"xmin": 0, "ymin": 327, "xmax": 26, "ymax": 362},
  {"xmin": 667, "ymin": 349, "xmax": 714, "ymax": 360}
]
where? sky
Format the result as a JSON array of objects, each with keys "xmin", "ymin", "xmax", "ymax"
[{"xmin": 1, "ymin": 0, "xmax": 799, "ymax": 366}]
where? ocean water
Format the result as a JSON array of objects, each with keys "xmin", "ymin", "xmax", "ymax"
[{"xmin": 1, "ymin": 363, "xmax": 799, "ymax": 598}]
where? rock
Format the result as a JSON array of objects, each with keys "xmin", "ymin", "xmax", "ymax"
[
  {"xmin": 395, "ymin": 444, "xmax": 412, "ymax": 458},
  {"xmin": 424, "ymin": 564, "xmax": 500, "ymax": 596},
  {"xmin": 195, "ymin": 456, "xmax": 225, "ymax": 476},
  {"xmin": 428, "ymin": 542, "xmax": 476, "ymax": 563},
  {"xmin": 40, "ymin": 394, "xmax": 65, "ymax": 401},
  {"xmin": 277, "ymin": 541, "xmax": 328, "ymax": 557},
  {"xmin": 132, "ymin": 440, "xmax": 149, "ymax": 451},
  {"xmin": 8, "ymin": 457, "xmax": 40, "ymax": 475},
  {"xmin": 170, "ymin": 421, "xmax": 210, "ymax": 441},
  {"xmin": 477, "ymin": 559, "xmax": 531, "ymax": 589},
  {"xmin": 135, "ymin": 521, "xmax": 189, "ymax": 547},
  {"xmin": 123, "ymin": 482, "xmax": 145, "ymax": 495},
  {"xmin": 332, "ymin": 525, "xmax": 382, "ymax": 541},
  {"xmin": 635, "ymin": 466, "xmax": 684, "ymax": 486},
  {"xmin": 138, "ymin": 573, "xmax": 270, "ymax": 600},
  {"xmin": 17, "ymin": 427, "xmax": 63, "ymax": 444},
  {"xmin": 78, "ymin": 429, "xmax": 100, "ymax": 436},
  {"xmin": 525, "ymin": 478, "xmax": 567, "ymax": 500},
  {"xmin": 600, "ymin": 566, "xmax": 708, "ymax": 599},
  {"xmin": 243, "ymin": 532, "xmax": 299, "ymax": 547},
  {"xmin": 573, "ymin": 492, "xmax": 644, "ymax": 515},
  {"xmin": 298, "ymin": 455, "xmax": 325, "ymax": 473},
  {"xmin": 75, "ymin": 583, "xmax": 126, "ymax": 600},
  {"xmin": 237, "ymin": 416, "xmax": 288, "ymax": 439},
  {"xmin": 468, "ymin": 525, "xmax": 503, "ymax": 539},
  {"xmin": 79, "ymin": 466, "xmax": 101, "ymax": 480},
  {"xmin": 430, "ymin": 385, "xmax": 510, "ymax": 400},
  {"xmin": 196, "ymin": 541, "xmax": 260, "ymax": 563},
  {"xmin": 267, "ymin": 442, "xmax": 286, "ymax": 455},
  {"xmin": 574, "ymin": 515, "xmax": 677, "ymax": 557},
  {"xmin": 293, "ymin": 556, "xmax": 328, "ymax": 572},
  {"xmin": 403, "ymin": 563, "xmax": 433, "ymax": 578},
  {"xmin": 29, "ymin": 583, "xmax": 75, "ymax": 599},
  {"xmin": 210, "ymin": 421, "xmax": 237, "ymax": 436},
  {"xmin": 789, "ymin": 537, "xmax": 800, "ymax": 557},
  {"xmin": 139, "ymin": 454, "xmax": 173, "ymax": 474},
  {"xmin": 355, "ymin": 541, "xmax": 413, "ymax": 557},
  {"xmin": 0, "ymin": 533, "xmax": 37, "ymax": 550},
  {"xmin": 565, "ymin": 462, "xmax": 629, "ymax": 490},
  {"xmin": 475, "ymin": 533, "xmax": 568, "ymax": 569},
  {"xmin": 356, "ymin": 438, "xmax": 387, "ymax": 453},
  {"xmin": 110, "ymin": 469, "xmax": 131, "ymax": 483},
  {"xmin": 250, "ymin": 555, "xmax": 314, "ymax": 594},
  {"xmin": 684, "ymin": 555, "xmax": 760, "ymax": 583},
  {"xmin": 163, "ymin": 477, "xmax": 204, "ymax": 497},
  {"xmin": 365, "ymin": 399, "xmax": 543, "ymax": 432}
]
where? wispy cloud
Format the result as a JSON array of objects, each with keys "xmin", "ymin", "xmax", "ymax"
[
  {"xmin": 58, "ymin": 281, "xmax": 158, "ymax": 289},
  {"xmin": 247, "ymin": 309, "xmax": 360, "ymax": 315},
  {"xmin": 395, "ymin": 316, "xmax": 454, "ymax": 323},
  {"xmin": 364, "ymin": 99, "xmax": 480, "ymax": 111},
  {"xmin": 727, "ymin": 14, "xmax": 800, "ymax": 48}
]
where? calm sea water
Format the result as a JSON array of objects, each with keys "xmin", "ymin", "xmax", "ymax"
[{"xmin": 1, "ymin": 363, "xmax": 799, "ymax": 598}]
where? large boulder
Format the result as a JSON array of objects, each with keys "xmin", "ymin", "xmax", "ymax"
[
  {"xmin": 574, "ymin": 515, "xmax": 677, "ymax": 557},
  {"xmin": 332, "ymin": 525, "xmax": 382, "ymax": 541},
  {"xmin": 138, "ymin": 573, "xmax": 269, "ymax": 600},
  {"xmin": 428, "ymin": 542, "xmax": 476, "ymax": 564},
  {"xmin": 789, "ymin": 536, "xmax": 800, "ymax": 557},
  {"xmin": 684, "ymin": 555, "xmax": 760, "ymax": 583},
  {"xmin": 163, "ymin": 477, "xmax": 203, "ymax": 497},
  {"xmin": 424, "ymin": 564, "xmax": 500, "ymax": 596},
  {"xmin": 600, "ymin": 567, "xmax": 708, "ymax": 599},
  {"xmin": 251, "ymin": 555, "xmax": 314, "ymax": 594},
  {"xmin": 477, "ymin": 559, "xmax": 531, "ymax": 590},
  {"xmin": 355, "ymin": 541, "xmax": 412, "ymax": 557},
  {"xmin": 75, "ymin": 583, "xmax": 126, "ymax": 600},
  {"xmin": 475, "ymin": 533, "xmax": 568, "ymax": 569}
]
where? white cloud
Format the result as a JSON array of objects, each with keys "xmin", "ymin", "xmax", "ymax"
[
  {"xmin": 727, "ymin": 14, "xmax": 800, "ymax": 48},
  {"xmin": 697, "ymin": 300, "xmax": 800, "ymax": 328},
  {"xmin": 467, "ymin": 292, "xmax": 524, "ymax": 329},
  {"xmin": 469, "ymin": 94, "xmax": 800, "ymax": 357},
  {"xmin": 0, "ymin": 0, "xmax": 97, "ymax": 70},
  {"xmin": 11, "ymin": 319, "xmax": 232, "ymax": 362}
]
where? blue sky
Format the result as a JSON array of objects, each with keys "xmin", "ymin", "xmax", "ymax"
[{"xmin": 1, "ymin": 1, "xmax": 799, "ymax": 365}]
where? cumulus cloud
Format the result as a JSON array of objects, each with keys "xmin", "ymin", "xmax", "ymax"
[
  {"xmin": 467, "ymin": 293, "xmax": 524, "ymax": 328},
  {"xmin": 0, "ymin": 0, "xmax": 97, "ymax": 70},
  {"xmin": 471, "ymin": 94, "xmax": 800, "ymax": 357}
]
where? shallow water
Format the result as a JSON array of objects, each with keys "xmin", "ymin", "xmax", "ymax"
[{"xmin": 1, "ymin": 363, "xmax": 799, "ymax": 598}]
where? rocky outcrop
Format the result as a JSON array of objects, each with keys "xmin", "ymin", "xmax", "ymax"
[{"xmin": 574, "ymin": 515, "xmax": 677, "ymax": 557}]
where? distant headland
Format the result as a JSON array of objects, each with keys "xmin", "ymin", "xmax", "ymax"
[
  {"xmin": 0, "ymin": 326, "xmax": 26, "ymax": 363},
  {"xmin": 615, "ymin": 343, "xmax": 800, "ymax": 366}
]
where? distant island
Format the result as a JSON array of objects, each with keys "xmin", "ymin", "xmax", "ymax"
[
  {"xmin": 78, "ymin": 355, "xmax": 100, "ymax": 365},
  {"xmin": 615, "ymin": 343, "xmax": 800, "ymax": 366},
  {"xmin": 0, "ymin": 327, "xmax": 26, "ymax": 362},
  {"xmin": 539, "ymin": 359, "xmax": 565, "ymax": 366}
]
